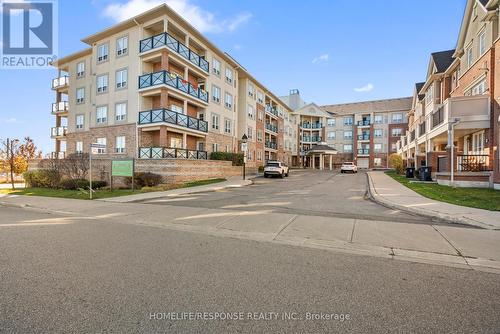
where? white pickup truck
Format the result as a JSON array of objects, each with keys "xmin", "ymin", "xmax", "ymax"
[{"xmin": 264, "ymin": 161, "xmax": 289, "ymax": 178}]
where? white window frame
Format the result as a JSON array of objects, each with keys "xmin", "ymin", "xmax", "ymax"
[
  {"xmin": 76, "ymin": 87, "xmax": 85, "ymax": 104},
  {"xmin": 116, "ymin": 36, "xmax": 128, "ymax": 56},
  {"xmin": 97, "ymin": 43, "xmax": 109, "ymax": 63},
  {"xmin": 343, "ymin": 117, "xmax": 353, "ymax": 126},
  {"xmin": 212, "ymin": 85, "xmax": 221, "ymax": 103},
  {"xmin": 247, "ymin": 104, "xmax": 254, "ymax": 119},
  {"xmin": 466, "ymin": 46, "xmax": 473, "ymax": 68},
  {"xmin": 97, "ymin": 74, "xmax": 108, "ymax": 93},
  {"xmin": 224, "ymin": 92, "xmax": 233, "ymax": 109},
  {"xmin": 115, "ymin": 102, "xmax": 127, "ymax": 121},
  {"xmin": 343, "ymin": 144, "xmax": 352, "ymax": 153},
  {"xmin": 392, "ymin": 113, "xmax": 403, "ymax": 123},
  {"xmin": 374, "ymin": 143, "xmax": 382, "ymax": 152},
  {"xmin": 96, "ymin": 106, "xmax": 108, "ymax": 124},
  {"xmin": 479, "ymin": 30, "xmax": 486, "ymax": 56},
  {"xmin": 75, "ymin": 114, "xmax": 84, "ymax": 130},
  {"xmin": 224, "ymin": 119, "xmax": 231, "ymax": 134},
  {"xmin": 327, "ymin": 118, "xmax": 336, "ymax": 126},
  {"xmin": 343, "ymin": 131, "xmax": 353, "ymax": 139},
  {"xmin": 374, "ymin": 129, "xmax": 383, "ymax": 138},
  {"xmin": 225, "ymin": 67, "xmax": 233, "ymax": 84},
  {"xmin": 374, "ymin": 115, "xmax": 383, "ymax": 124},
  {"xmin": 212, "ymin": 58, "xmax": 221, "ymax": 76},
  {"xmin": 76, "ymin": 141, "xmax": 83, "ymax": 154},
  {"xmin": 391, "ymin": 128, "xmax": 402, "ymax": 137},
  {"xmin": 115, "ymin": 69, "xmax": 128, "ymax": 89},
  {"xmin": 76, "ymin": 61, "xmax": 85, "ymax": 78},
  {"xmin": 96, "ymin": 137, "xmax": 106, "ymax": 154},
  {"xmin": 211, "ymin": 113, "xmax": 220, "ymax": 130},
  {"xmin": 115, "ymin": 136, "xmax": 126, "ymax": 153},
  {"xmin": 327, "ymin": 131, "xmax": 336, "ymax": 140}
]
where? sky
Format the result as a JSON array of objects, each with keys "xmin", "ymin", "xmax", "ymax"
[{"xmin": 0, "ymin": 0, "xmax": 467, "ymax": 154}]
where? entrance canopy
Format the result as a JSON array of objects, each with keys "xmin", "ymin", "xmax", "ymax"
[
  {"xmin": 305, "ymin": 144, "xmax": 338, "ymax": 156},
  {"xmin": 305, "ymin": 144, "xmax": 338, "ymax": 170}
]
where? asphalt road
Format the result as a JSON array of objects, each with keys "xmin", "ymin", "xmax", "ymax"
[
  {"xmin": 1, "ymin": 204, "xmax": 500, "ymax": 333},
  {"xmin": 140, "ymin": 170, "xmax": 449, "ymax": 225}
]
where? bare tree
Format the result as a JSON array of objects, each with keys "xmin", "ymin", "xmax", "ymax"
[{"xmin": 61, "ymin": 153, "xmax": 90, "ymax": 180}]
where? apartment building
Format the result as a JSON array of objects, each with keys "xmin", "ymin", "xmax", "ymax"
[
  {"xmin": 51, "ymin": 4, "xmax": 294, "ymax": 168},
  {"xmin": 398, "ymin": 0, "xmax": 499, "ymax": 189}
]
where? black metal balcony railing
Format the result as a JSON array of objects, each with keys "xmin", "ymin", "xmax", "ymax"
[
  {"xmin": 357, "ymin": 120, "xmax": 371, "ymax": 126},
  {"xmin": 410, "ymin": 130, "xmax": 415, "ymax": 141},
  {"xmin": 432, "ymin": 107, "xmax": 444, "ymax": 129},
  {"xmin": 419, "ymin": 122, "xmax": 426, "ymax": 137},
  {"xmin": 52, "ymin": 76, "xmax": 69, "ymax": 89},
  {"xmin": 358, "ymin": 149, "xmax": 370, "ymax": 155},
  {"xmin": 52, "ymin": 101, "xmax": 68, "ymax": 114},
  {"xmin": 139, "ymin": 32, "xmax": 209, "ymax": 73},
  {"xmin": 357, "ymin": 134, "xmax": 370, "ymax": 140},
  {"xmin": 51, "ymin": 126, "xmax": 67, "ymax": 137},
  {"xmin": 139, "ymin": 147, "xmax": 208, "ymax": 160},
  {"xmin": 265, "ymin": 141, "xmax": 277, "ymax": 150},
  {"xmin": 302, "ymin": 136, "xmax": 322, "ymax": 142},
  {"xmin": 457, "ymin": 155, "xmax": 491, "ymax": 172},
  {"xmin": 301, "ymin": 123, "xmax": 322, "ymax": 129},
  {"xmin": 138, "ymin": 108, "xmax": 208, "ymax": 133},
  {"xmin": 265, "ymin": 123, "xmax": 278, "ymax": 133},
  {"xmin": 138, "ymin": 70, "xmax": 209, "ymax": 103},
  {"xmin": 265, "ymin": 105, "xmax": 279, "ymax": 117}
]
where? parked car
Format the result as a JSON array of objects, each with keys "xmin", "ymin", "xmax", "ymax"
[
  {"xmin": 264, "ymin": 161, "xmax": 289, "ymax": 178},
  {"xmin": 340, "ymin": 162, "xmax": 358, "ymax": 173}
]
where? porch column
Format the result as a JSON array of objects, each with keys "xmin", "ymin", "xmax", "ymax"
[
  {"xmin": 329, "ymin": 155, "xmax": 333, "ymax": 171},
  {"xmin": 320, "ymin": 154, "xmax": 324, "ymax": 170},
  {"xmin": 161, "ymin": 51, "xmax": 169, "ymax": 71},
  {"xmin": 159, "ymin": 126, "xmax": 168, "ymax": 147},
  {"xmin": 182, "ymin": 133, "xmax": 187, "ymax": 149},
  {"xmin": 160, "ymin": 89, "xmax": 168, "ymax": 108},
  {"xmin": 312, "ymin": 155, "xmax": 316, "ymax": 169}
]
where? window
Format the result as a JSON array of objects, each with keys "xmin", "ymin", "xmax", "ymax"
[
  {"xmin": 374, "ymin": 158, "xmax": 382, "ymax": 167},
  {"xmin": 472, "ymin": 131, "xmax": 484, "ymax": 153},
  {"xmin": 170, "ymin": 104, "xmax": 183, "ymax": 114},
  {"xmin": 225, "ymin": 67, "xmax": 233, "ymax": 84},
  {"xmin": 115, "ymin": 103, "xmax": 127, "ymax": 121},
  {"xmin": 257, "ymin": 130, "xmax": 263, "ymax": 142},
  {"xmin": 115, "ymin": 136, "xmax": 126, "ymax": 153},
  {"xmin": 374, "ymin": 143, "xmax": 382, "ymax": 152},
  {"xmin": 116, "ymin": 36, "xmax": 128, "ymax": 56},
  {"xmin": 471, "ymin": 80, "xmax": 487, "ymax": 95},
  {"xmin": 327, "ymin": 118, "xmax": 336, "ymax": 126},
  {"xmin": 257, "ymin": 150, "xmax": 262, "ymax": 161},
  {"xmin": 343, "ymin": 117, "xmax": 353, "ymax": 126},
  {"xmin": 479, "ymin": 31, "xmax": 486, "ymax": 56},
  {"xmin": 343, "ymin": 144, "xmax": 353, "ymax": 153},
  {"xmin": 247, "ymin": 105, "xmax": 254, "ymax": 119},
  {"xmin": 391, "ymin": 143, "xmax": 397, "ymax": 151},
  {"xmin": 76, "ymin": 141, "xmax": 83, "ymax": 154},
  {"xmin": 467, "ymin": 46, "xmax": 473, "ymax": 68},
  {"xmin": 76, "ymin": 115, "xmax": 84, "ymax": 129},
  {"xmin": 257, "ymin": 91, "xmax": 264, "ymax": 104},
  {"xmin": 212, "ymin": 85, "xmax": 221, "ymax": 103},
  {"xmin": 374, "ymin": 129, "xmax": 383, "ymax": 138},
  {"xmin": 258, "ymin": 111, "xmax": 264, "ymax": 121},
  {"xmin": 327, "ymin": 131, "xmax": 336, "ymax": 139},
  {"xmin": 392, "ymin": 113, "xmax": 403, "ymax": 123},
  {"xmin": 374, "ymin": 115, "xmax": 383, "ymax": 124},
  {"xmin": 96, "ymin": 106, "xmax": 107, "ymax": 124},
  {"xmin": 76, "ymin": 87, "xmax": 85, "ymax": 104},
  {"xmin": 425, "ymin": 85, "xmax": 433, "ymax": 105},
  {"xmin": 344, "ymin": 131, "xmax": 353, "ymax": 139},
  {"xmin": 247, "ymin": 126, "xmax": 253, "ymax": 139},
  {"xmin": 211, "ymin": 113, "xmax": 220, "ymax": 130},
  {"xmin": 224, "ymin": 119, "xmax": 231, "ymax": 134},
  {"xmin": 212, "ymin": 58, "xmax": 221, "ymax": 76},
  {"xmin": 97, "ymin": 74, "xmax": 108, "ymax": 93},
  {"xmin": 212, "ymin": 143, "xmax": 219, "ymax": 152},
  {"xmin": 248, "ymin": 83, "xmax": 254, "ymax": 97},
  {"xmin": 391, "ymin": 128, "xmax": 402, "ymax": 137},
  {"xmin": 76, "ymin": 62, "xmax": 85, "ymax": 78},
  {"xmin": 116, "ymin": 69, "xmax": 127, "ymax": 89},
  {"xmin": 96, "ymin": 137, "xmax": 106, "ymax": 154},
  {"xmin": 224, "ymin": 92, "xmax": 233, "ymax": 109},
  {"xmin": 97, "ymin": 43, "xmax": 109, "ymax": 62}
]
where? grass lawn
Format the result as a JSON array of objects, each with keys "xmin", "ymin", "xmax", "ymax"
[
  {"xmin": 386, "ymin": 171, "xmax": 500, "ymax": 211},
  {"xmin": 0, "ymin": 178, "xmax": 226, "ymax": 200}
]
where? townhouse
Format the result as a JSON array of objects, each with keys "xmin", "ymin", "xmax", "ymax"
[
  {"xmin": 51, "ymin": 4, "xmax": 295, "ymax": 169},
  {"xmin": 398, "ymin": 0, "xmax": 500, "ymax": 189}
]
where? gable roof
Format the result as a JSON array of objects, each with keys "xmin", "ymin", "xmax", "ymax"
[
  {"xmin": 415, "ymin": 82, "xmax": 426, "ymax": 101},
  {"xmin": 293, "ymin": 103, "xmax": 332, "ymax": 117},
  {"xmin": 431, "ymin": 49, "xmax": 456, "ymax": 73},
  {"xmin": 321, "ymin": 97, "xmax": 412, "ymax": 115}
]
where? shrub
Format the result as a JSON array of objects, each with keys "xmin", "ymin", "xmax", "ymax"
[
  {"xmin": 59, "ymin": 178, "xmax": 107, "ymax": 190},
  {"xmin": 388, "ymin": 153, "xmax": 404, "ymax": 174},
  {"xmin": 258, "ymin": 165, "xmax": 265, "ymax": 173},
  {"xmin": 124, "ymin": 172, "xmax": 162, "ymax": 189},
  {"xmin": 23, "ymin": 170, "xmax": 59, "ymax": 188},
  {"xmin": 210, "ymin": 152, "xmax": 244, "ymax": 166}
]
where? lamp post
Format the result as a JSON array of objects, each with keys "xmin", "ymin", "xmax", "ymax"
[
  {"xmin": 446, "ymin": 118, "xmax": 460, "ymax": 186},
  {"xmin": 241, "ymin": 134, "xmax": 248, "ymax": 180}
]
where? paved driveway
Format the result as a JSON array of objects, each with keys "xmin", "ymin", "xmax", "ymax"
[{"xmin": 140, "ymin": 170, "xmax": 441, "ymax": 225}]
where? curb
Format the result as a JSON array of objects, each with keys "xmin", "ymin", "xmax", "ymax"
[
  {"xmin": 365, "ymin": 173, "xmax": 495, "ymax": 230},
  {"xmin": 98, "ymin": 179, "xmax": 254, "ymax": 203}
]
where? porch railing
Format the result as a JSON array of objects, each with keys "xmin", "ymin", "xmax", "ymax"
[
  {"xmin": 52, "ymin": 76, "xmax": 69, "ymax": 89},
  {"xmin": 357, "ymin": 134, "xmax": 370, "ymax": 140},
  {"xmin": 52, "ymin": 101, "xmax": 69, "ymax": 114},
  {"xmin": 139, "ymin": 32, "xmax": 209, "ymax": 73},
  {"xmin": 265, "ymin": 105, "xmax": 279, "ymax": 117},
  {"xmin": 357, "ymin": 120, "xmax": 371, "ymax": 126},
  {"xmin": 138, "ymin": 147, "xmax": 208, "ymax": 160},
  {"xmin": 265, "ymin": 141, "xmax": 277, "ymax": 150},
  {"xmin": 265, "ymin": 123, "xmax": 278, "ymax": 133},
  {"xmin": 301, "ymin": 123, "xmax": 322, "ymax": 129},
  {"xmin": 138, "ymin": 108, "xmax": 208, "ymax": 132},
  {"xmin": 457, "ymin": 154, "xmax": 491, "ymax": 172},
  {"xmin": 432, "ymin": 107, "xmax": 444, "ymax": 129},
  {"xmin": 138, "ymin": 70, "xmax": 209, "ymax": 103},
  {"xmin": 51, "ymin": 126, "xmax": 67, "ymax": 137}
]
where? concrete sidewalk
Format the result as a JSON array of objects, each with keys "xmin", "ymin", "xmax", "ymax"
[
  {"xmin": 2, "ymin": 194, "xmax": 500, "ymax": 274},
  {"xmin": 367, "ymin": 171, "xmax": 500, "ymax": 230},
  {"xmin": 99, "ymin": 176, "xmax": 254, "ymax": 203}
]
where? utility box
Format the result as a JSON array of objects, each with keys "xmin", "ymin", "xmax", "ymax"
[{"xmin": 419, "ymin": 166, "xmax": 432, "ymax": 181}]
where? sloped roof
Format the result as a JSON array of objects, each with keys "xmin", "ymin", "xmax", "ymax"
[
  {"xmin": 415, "ymin": 82, "xmax": 426, "ymax": 100},
  {"xmin": 431, "ymin": 49, "xmax": 456, "ymax": 73},
  {"xmin": 306, "ymin": 144, "xmax": 337, "ymax": 154},
  {"xmin": 478, "ymin": 0, "xmax": 488, "ymax": 7},
  {"xmin": 321, "ymin": 97, "xmax": 412, "ymax": 115}
]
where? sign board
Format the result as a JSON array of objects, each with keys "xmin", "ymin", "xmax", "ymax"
[
  {"xmin": 90, "ymin": 143, "xmax": 106, "ymax": 155},
  {"xmin": 241, "ymin": 143, "xmax": 248, "ymax": 152},
  {"xmin": 112, "ymin": 159, "xmax": 134, "ymax": 177}
]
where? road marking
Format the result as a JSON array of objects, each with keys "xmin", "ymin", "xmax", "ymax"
[
  {"xmin": 221, "ymin": 202, "xmax": 291, "ymax": 209},
  {"xmin": 273, "ymin": 215, "xmax": 299, "ymax": 240},
  {"xmin": 0, "ymin": 222, "xmax": 71, "ymax": 227},
  {"xmin": 174, "ymin": 210, "xmax": 274, "ymax": 221}
]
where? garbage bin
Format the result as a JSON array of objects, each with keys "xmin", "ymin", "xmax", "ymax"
[
  {"xmin": 405, "ymin": 167, "xmax": 415, "ymax": 178},
  {"xmin": 419, "ymin": 166, "xmax": 432, "ymax": 181}
]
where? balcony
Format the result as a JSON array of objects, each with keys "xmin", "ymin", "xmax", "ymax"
[
  {"xmin": 265, "ymin": 105, "xmax": 279, "ymax": 117},
  {"xmin": 138, "ymin": 108, "xmax": 208, "ymax": 133},
  {"xmin": 418, "ymin": 122, "xmax": 426, "ymax": 137},
  {"xmin": 51, "ymin": 151, "xmax": 66, "ymax": 159},
  {"xmin": 52, "ymin": 101, "xmax": 68, "ymax": 115},
  {"xmin": 457, "ymin": 155, "xmax": 492, "ymax": 172},
  {"xmin": 265, "ymin": 123, "xmax": 278, "ymax": 133},
  {"xmin": 357, "ymin": 120, "xmax": 371, "ymax": 127},
  {"xmin": 138, "ymin": 147, "xmax": 208, "ymax": 160},
  {"xmin": 138, "ymin": 70, "xmax": 208, "ymax": 103},
  {"xmin": 410, "ymin": 130, "xmax": 415, "ymax": 141},
  {"xmin": 357, "ymin": 134, "xmax": 370, "ymax": 141},
  {"xmin": 52, "ymin": 76, "xmax": 69, "ymax": 90},
  {"xmin": 51, "ymin": 126, "xmax": 67, "ymax": 138},
  {"xmin": 301, "ymin": 136, "xmax": 322, "ymax": 143},
  {"xmin": 301, "ymin": 123, "xmax": 322, "ymax": 129},
  {"xmin": 265, "ymin": 141, "xmax": 277, "ymax": 150},
  {"xmin": 139, "ymin": 32, "xmax": 209, "ymax": 73},
  {"xmin": 357, "ymin": 149, "xmax": 370, "ymax": 156}
]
